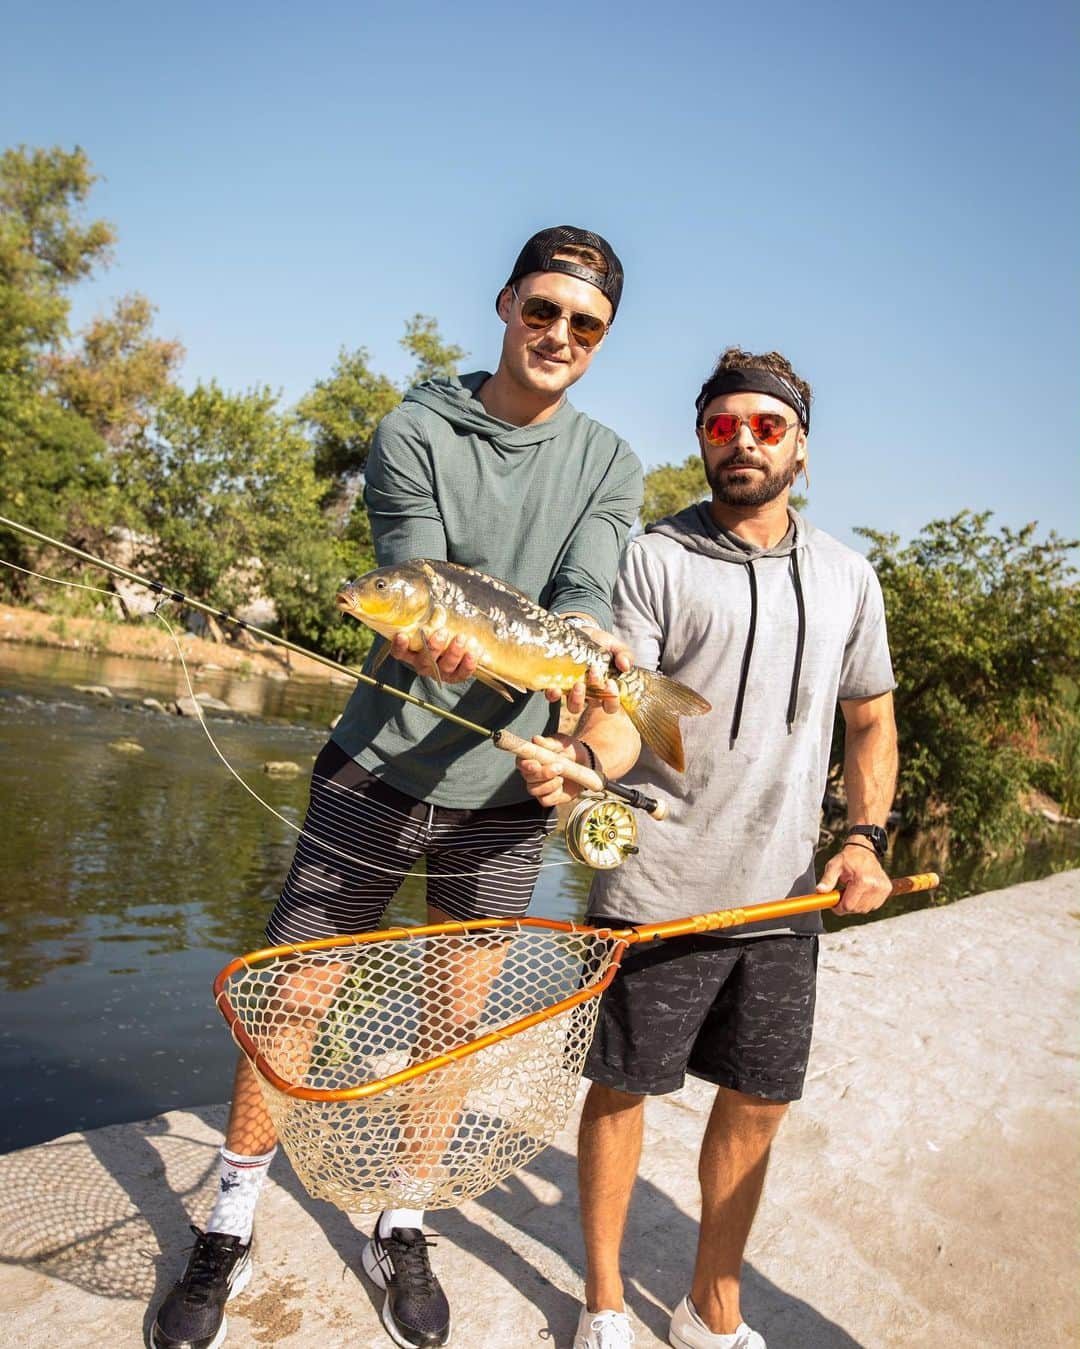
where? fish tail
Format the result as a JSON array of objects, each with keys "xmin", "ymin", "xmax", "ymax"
[{"xmin": 616, "ymin": 668, "xmax": 711, "ymax": 772}]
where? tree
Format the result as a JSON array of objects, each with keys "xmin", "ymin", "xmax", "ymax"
[
  {"xmin": 0, "ymin": 146, "xmax": 116, "ymax": 571},
  {"xmin": 296, "ymin": 346, "xmax": 401, "ymax": 491},
  {"xmin": 400, "ymin": 314, "xmax": 466, "ymax": 385},
  {"xmin": 641, "ymin": 455, "xmax": 707, "ymax": 524},
  {"xmin": 298, "ymin": 316, "xmax": 466, "ymax": 501},
  {"xmin": 123, "ymin": 382, "xmax": 372, "ymax": 661},
  {"xmin": 0, "ymin": 144, "xmax": 114, "ymax": 369},
  {"xmin": 41, "ymin": 293, "xmax": 183, "ymax": 447},
  {"xmin": 125, "ymin": 383, "xmax": 316, "ymax": 601},
  {"xmin": 858, "ymin": 511, "xmax": 1080, "ymax": 852}
]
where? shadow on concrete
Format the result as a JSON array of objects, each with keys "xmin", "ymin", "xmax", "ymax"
[
  {"xmin": 0, "ymin": 1094, "xmax": 224, "ymax": 1344},
  {"xmin": 0, "ymin": 1098, "xmax": 863, "ymax": 1348},
  {"xmin": 434, "ymin": 1141, "xmax": 866, "ymax": 1349}
]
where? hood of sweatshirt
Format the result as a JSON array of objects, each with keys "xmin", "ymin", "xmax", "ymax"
[
  {"xmin": 403, "ymin": 372, "xmax": 579, "ymax": 450},
  {"xmin": 646, "ymin": 501, "xmax": 810, "ymax": 745},
  {"xmin": 645, "ymin": 501, "xmax": 809, "ymax": 560}
]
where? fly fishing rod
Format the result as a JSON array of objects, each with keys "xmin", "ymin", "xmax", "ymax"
[{"xmin": 0, "ymin": 514, "xmax": 666, "ymax": 848}]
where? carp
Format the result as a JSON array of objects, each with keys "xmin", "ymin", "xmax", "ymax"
[{"xmin": 337, "ymin": 559, "xmax": 711, "ymax": 772}]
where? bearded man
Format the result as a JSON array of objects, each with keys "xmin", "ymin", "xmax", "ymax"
[{"xmin": 520, "ymin": 347, "xmax": 898, "ymax": 1349}]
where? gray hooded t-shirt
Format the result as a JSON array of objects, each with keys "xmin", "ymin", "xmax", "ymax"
[
  {"xmin": 331, "ymin": 373, "xmax": 642, "ymax": 808},
  {"xmin": 589, "ymin": 504, "xmax": 895, "ymax": 935}
]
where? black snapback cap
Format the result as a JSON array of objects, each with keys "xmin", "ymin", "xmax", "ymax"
[{"xmin": 501, "ymin": 225, "xmax": 624, "ymax": 318}]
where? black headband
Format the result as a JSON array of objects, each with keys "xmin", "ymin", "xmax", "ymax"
[{"xmin": 695, "ymin": 367, "xmax": 810, "ymax": 432}]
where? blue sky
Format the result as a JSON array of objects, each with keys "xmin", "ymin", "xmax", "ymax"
[{"xmin": 3, "ymin": 0, "xmax": 1077, "ymax": 552}]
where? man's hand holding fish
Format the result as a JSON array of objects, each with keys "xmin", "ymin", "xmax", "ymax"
[{"xmin": 388, "ymin": 617, "xmax": 630, "ymax": 716}]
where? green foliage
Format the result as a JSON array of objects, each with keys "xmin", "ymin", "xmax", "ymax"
[
  {"xmin": 0, "ymin": 145, "xmax": 126, "ymax": 578},
  {"xmin": 296, "ymin": 346, "xmax": 401, "ymax": 488},
  {"xmin": 1032, "ymin": 681, "xmax": 1080, "ymax": 817},
  {"xmin": 0, "ymin": 374, "xmax": 112, "ymax": 579},
  {"xmin": 400, "ymin": 314, "xmax": 466, "ymax": 385},
  {"xmin": 120, "ymin": 382, "xmax": 373, "ymax": 663},
  {"xmin": 297, "ymin": 316, "xmax": 466, "ymax": 504},
  {"xmin": 42, "ymin": 292, "xmax": 184, "ymax": 446},
  {"xmin": 122, "ymin": 383, "xmax": 312, "ymax": 594},
  {"xmin": 0, "ymin": 145, "xmax": 114, "ymax": 370},
  {"xmin": 641, "ymin": 455, "xmax": 707, "ymax": 523},
  {"xmin": 859, "ymin": 511, "xmax": 1080, "ymax": 850}
]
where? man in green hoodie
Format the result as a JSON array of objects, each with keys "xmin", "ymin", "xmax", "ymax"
[{"xmin": 150, "ymin": 227, "xmax": 642, "ymax": 1349}]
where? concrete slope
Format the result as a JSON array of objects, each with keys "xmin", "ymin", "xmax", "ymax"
[{"xmin": 0, "ymin": 872, "xmax": 1076, "ymax": 1348}]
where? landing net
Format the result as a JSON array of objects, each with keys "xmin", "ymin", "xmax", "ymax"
[
  {"xmin": 215, "ymin": 875, "xmax": 939, "ymax": 1213},
  {"xmin": 215, "ymin": 920, "xmax": 622, "ymax": 1212}
]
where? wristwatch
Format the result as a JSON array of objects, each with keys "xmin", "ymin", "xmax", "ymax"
[{"xmin": 846, "ymin": 824, "xmax": 888, "ymax": 858}]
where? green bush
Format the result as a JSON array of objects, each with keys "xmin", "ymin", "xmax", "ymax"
[{"xmin": 860, "ymin": 512, "xmax": 1080, "ymax": 852}]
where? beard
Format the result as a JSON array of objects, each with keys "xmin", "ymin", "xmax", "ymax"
[{"xmin": 705, "ymin": 451, "xmax": 800, "ymax": 507}]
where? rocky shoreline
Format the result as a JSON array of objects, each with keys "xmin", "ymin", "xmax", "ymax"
[{"xmin": 0, "ymin": 601, "xmax": 344, "ymax": 684}]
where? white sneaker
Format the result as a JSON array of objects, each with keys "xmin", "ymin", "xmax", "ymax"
[
  {"xmin": 574, "ymin": 1304, "xmax": 636, "ymax": 1348},
  {"xmin": 668, "ymin": 1295, "xmax": 765, "ymax": 1349}
]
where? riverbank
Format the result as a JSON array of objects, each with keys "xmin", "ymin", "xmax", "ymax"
[
  {"xmin": 0, "ymin": 871, "xmax": 1075, "ymax": 1348},
  {"xmin": 0, "ymin": 601, "xmax": 344, "ymax": 683}
]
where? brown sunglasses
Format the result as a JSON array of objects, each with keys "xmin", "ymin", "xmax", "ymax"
[{"xmin": 511, "ymin": 287, "xmax": 610, "ymax": 350}]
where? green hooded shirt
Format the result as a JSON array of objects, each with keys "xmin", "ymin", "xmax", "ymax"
[{"xmin": 331, "ymin": 372, "xmax": 643, "ymax": 807}]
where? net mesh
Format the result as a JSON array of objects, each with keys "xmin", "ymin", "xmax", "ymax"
[{"xmin": 217, "ymin": 924, "xmax": 620, "ymax": 1211}]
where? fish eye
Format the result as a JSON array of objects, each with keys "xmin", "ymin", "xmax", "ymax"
[{"xmin": 375, "ymin": 579, "xmax": 387, "ymax": 590}]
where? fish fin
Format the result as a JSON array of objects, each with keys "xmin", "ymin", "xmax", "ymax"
[
  {"xmin": 478, "ymin": 665, "xmax": 529, "ymax": 695},
  {"xmin": 472, "ymin": 668, "xmax": 519, "ymax": 702},
  {"xmin": 617, "ymin": 668, "xmax": 712, "ymax": 772},
  {"xmin": 418, "ymin": 630, "xmax": 443, "ymax": 685},
  {"xmin": 369, "ymin": 638, "xmax": 393, "ymax": 675}
]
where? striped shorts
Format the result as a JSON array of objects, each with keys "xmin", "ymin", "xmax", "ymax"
[{"xmin": 264, "ymin": 740, "xmax": 554, "ymax": 947}]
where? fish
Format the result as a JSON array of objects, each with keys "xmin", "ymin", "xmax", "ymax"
[{"xmin": 337, "ymin": 559, "xmax": 711, "ymax": 772}]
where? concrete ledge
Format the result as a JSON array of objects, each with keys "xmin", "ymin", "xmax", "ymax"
[{"xmin": 1, "ymin": 873, "xmax": 1077, "ymax": 1347}]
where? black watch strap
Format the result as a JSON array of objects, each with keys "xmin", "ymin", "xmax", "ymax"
[{"xmin": 846, "ymin": 824, "xmax": 888, "ymax": 858}]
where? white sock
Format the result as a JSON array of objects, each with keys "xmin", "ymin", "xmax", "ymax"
[
  {"xmin": 380, "ymin": 1207, "xmax": 425, "ymax": 1237},
  {"xmin": 206, "ymin": 1146, "xmax": 277, "ymax": 1244}
]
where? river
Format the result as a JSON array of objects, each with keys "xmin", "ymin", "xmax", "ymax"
[{"xmin": 1, "ymin": 644, "xmax": 1076, "ymax": 1152}]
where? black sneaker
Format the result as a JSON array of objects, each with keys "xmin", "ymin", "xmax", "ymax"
[
  {"xmin": 150, "ymin": 1225, "xmax": 253, "ymax": 1349},
  {"xmin": 361, "ymin": 1216, "xmax": 451, "ymax": 1347}
]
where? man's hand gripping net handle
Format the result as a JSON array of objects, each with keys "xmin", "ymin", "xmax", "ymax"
[{"xmin": 492, "ymin": 729, "xmax": 668, "ymax": 820}]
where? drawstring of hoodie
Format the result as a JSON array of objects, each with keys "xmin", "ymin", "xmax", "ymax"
[
  {"xmin": 787, "ymin": 548, "xmax": 806, "ymax": 732},
  {"xmin": 730, "ymin": 562, "xmax": 758, "ymax": 746},
  {"xmin": 729, "ymin": 550, "xmax": 806, "ymax": 746}
]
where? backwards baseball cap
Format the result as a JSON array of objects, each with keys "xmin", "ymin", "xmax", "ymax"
[{"xmin": 501, "ymin": 225, "xmax": 624, "ymax": 318}]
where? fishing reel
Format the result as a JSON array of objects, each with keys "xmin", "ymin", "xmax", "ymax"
[{"xmin": 563, "ymin": 795, "xmax": 640, "ymax": 870}]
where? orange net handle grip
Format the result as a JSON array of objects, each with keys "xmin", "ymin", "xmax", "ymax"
[
  {"xmin": 492, "ymin": 729, "xmax": 668, "ymax": 820},
  {"xmin": 621, "ymin": 872, "xmax": 941, "ymax": 944}
]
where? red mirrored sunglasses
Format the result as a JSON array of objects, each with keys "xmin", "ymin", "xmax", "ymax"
[{"xmin": 701, "ymin": 412, "xmax": 796, "ymax": 447}]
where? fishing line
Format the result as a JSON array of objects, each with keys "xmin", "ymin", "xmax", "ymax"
[{"xmin": 0, "ymin": 553, "xmax": 578, "ymax": 883}]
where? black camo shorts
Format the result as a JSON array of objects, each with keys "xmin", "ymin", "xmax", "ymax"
[{"xmin": 584, "ymin": 915, "xmax": 819, "ymax": 1103}]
